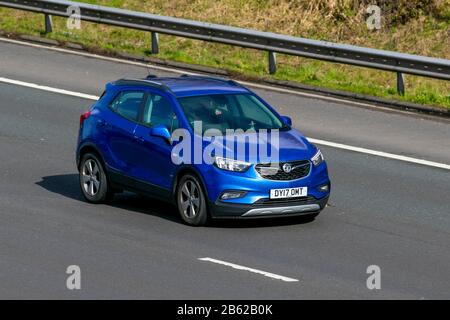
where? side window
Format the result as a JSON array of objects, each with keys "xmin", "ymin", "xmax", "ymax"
[
  {"xmin": 142, "ymin": 93, "xmax": 179, "ymax": 133},
  {"xmin": 110, "ymin": 91, "xmax": 145, "ymax": 122}
]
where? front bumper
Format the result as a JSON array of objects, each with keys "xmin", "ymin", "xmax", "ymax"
[{"xmin": 209, "ymin": 195, "xmax": 329, "ymax": 219}]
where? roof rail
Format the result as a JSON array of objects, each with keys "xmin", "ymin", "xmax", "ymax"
[
  {"xmin": 179, "ymin": 74, "xmax": 241, "ymax": 87},
  {"xmin": 113, "ymin": 78, "xmax": 172, "ymax": 93}
]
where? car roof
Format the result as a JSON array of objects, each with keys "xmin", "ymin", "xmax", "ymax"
[{"xmin": 111, "ymin": 75, "xmax": 250, "ymax": 98}]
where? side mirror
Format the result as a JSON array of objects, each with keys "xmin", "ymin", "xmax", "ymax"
[
  {"xmin": 150, "ymin": 125, "xmax": 172, "ymax": 144},
  {"xmin": 281, "ymin": 115, "xmax": 292, "ymax": 126}
]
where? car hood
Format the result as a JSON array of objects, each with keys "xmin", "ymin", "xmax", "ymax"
[{"xmin": 201, "ymin": 128, "xmax": 317, "ymax": 164}]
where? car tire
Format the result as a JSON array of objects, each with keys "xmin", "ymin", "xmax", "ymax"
[
  {"xmin": 176, "ymin": 174, "xmax": 208, "ymax": 226},
  {"xmin": 79, "ymin": 152, "xmax": 113, "ymax": 203}
]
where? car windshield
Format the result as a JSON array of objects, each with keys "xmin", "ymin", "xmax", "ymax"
[{"xmin": 177, "ymin": 93, "xmax": 287, "ymax": 134}]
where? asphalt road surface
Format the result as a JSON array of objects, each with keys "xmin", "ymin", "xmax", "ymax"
[{"xmin": 0, "ymin": 38, "xmax": 449, "ymax": 299}]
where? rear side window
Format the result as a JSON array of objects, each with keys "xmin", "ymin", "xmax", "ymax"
[{"xmin": 110, "ymin": 91, "xmax": 145, "ymax": 122}]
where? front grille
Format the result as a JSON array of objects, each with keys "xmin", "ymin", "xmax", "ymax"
[
  {"xmin": 254, "ymin": 196, "xmax": 316, "ymax": 206},
  {"xmin": 255, "ymin": 160, "xmax": 310, "ymax": 181}
]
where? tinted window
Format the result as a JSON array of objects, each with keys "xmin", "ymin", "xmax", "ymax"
[
  {"xmin": 177, "ymin": 94, "xmax": 284, "ymax": 134},
  {"xmin": 110, "ymin": 91, "xmax": 145, "ymax": 122},
  {"xmin": 235, "ymin": 95, "xmax": 280, "ymax": 126},
  {"xmin": 142, "ymin": 93, "xmax": 179, "ymax": 133}
]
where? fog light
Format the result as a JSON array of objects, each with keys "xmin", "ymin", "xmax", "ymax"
[
  {"xmin": 318, "ymin": 184, "xmax": 330, "ymax": 192},
  {"xmin": 220, "ymin": 191, "xmax": 246, "ymax": 200}
]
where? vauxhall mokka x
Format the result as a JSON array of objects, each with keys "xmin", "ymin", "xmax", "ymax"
[{"xmin": 76, "ymin": 75, "xmax": 330, "ymax": 226}]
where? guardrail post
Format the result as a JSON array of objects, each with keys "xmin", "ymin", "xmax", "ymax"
[
  {"xmin": 151, "ymin": 32, "xmax": 159, "ymax": 54},
  {"xmin": 268, "ymin": 51, "xmax": 277, "ymax": 74},
  {"xmin": 397, "ymin": 72, "xmax": 405, "ymax": 96},
  {"xmin": 44, "ymin": 14, "xmax": 53, "ymax": 34}
]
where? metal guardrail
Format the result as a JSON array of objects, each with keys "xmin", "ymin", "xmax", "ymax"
[{"xmin": 1, "ymin": 0, "xmax": 449, "ymax": 96}]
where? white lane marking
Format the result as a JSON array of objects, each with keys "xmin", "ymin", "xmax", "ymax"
[
  {"xmin": 1, "ymin": 75, "xmax": 449, "ymax": 171},
  {"xmin": 0, "ymin": 37, "xmax": 416, "ymax": 113},
  {"xmin": 309, "ymin": 138, "xmax": 450, "ymax": 170},
  {"xmin": 199, "ymin": 257, "xmax": 299, "ymax": 282},
  {"xmin": 0, "ymin": 77, "xmax": 99, "ymax": 100}
]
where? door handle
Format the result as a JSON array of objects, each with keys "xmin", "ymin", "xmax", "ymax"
[{"xmin": 134, "ymin": 135, "xmax": 145, "ymax": 142}]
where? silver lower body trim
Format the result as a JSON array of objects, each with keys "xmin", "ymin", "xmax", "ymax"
[{"xmin": 242, "ymin": 204, "xmax": 320, "ymax": 217}]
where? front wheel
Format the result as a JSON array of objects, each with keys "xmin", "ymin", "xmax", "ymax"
[
  {"xmin": 79, "ymin": 152, "xmax": 113, "ymax": 203},
  {"xmin": 176, "ymin": 174, "xmax": 208, "ymax": 226}
]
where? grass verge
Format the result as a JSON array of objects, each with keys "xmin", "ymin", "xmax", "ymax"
[{"xmin": 0, "ymin": 0, "xmax": 449, "ymax": 108}]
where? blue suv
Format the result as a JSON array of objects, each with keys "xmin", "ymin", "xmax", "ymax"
[{"xmin": 76, "ymin": 75, "xmax": 330, "ymax": 226}]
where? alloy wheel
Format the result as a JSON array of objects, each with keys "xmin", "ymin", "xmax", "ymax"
[
  {"xmin": 81, "ymin": 159, "xmax": 101, "ymax": 197},
  {"xmin": 179, "ymin": 180, "xmax": 200, "ymax": 218}
]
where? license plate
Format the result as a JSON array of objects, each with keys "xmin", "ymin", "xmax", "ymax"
[{"xmin": 270, "ymin": 187, "xmax": 308, "ymax": 199}]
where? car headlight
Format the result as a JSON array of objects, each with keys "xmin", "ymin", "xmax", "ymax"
[
  {"xmin": 311, "ymin": 149, "xmax": 324, "ymax": 166},
  {"xmin": 214, "ymin": 157, "xmax": 251, "ymax": 172}
]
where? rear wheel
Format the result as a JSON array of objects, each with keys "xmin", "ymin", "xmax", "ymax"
[
  {"xmin": 79, "ymin": 152, "xmax": 113, "ymax": 203},
  {"xmin": 176, "ymin": 174, "xmax": 208, "ymax": 226}
]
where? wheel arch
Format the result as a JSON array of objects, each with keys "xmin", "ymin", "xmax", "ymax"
[
  {"xmin": 77, "ymin": 143, "xmax": 106, "ymax": 170},
  {"xmin": 172, "ymin": 166, "xmax": 210, "ymax": 202}
]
